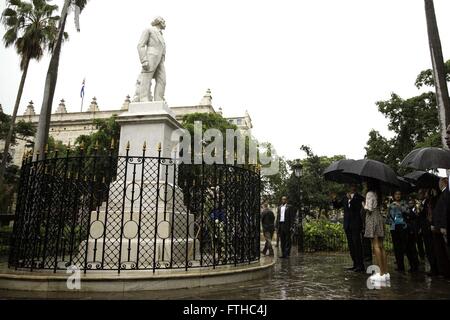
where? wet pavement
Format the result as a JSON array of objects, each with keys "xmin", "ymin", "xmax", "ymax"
[{"xmin": 1, "ymin": 251, "xmax": 450, "ymax": 300}]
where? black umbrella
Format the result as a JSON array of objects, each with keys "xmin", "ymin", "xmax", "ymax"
[
  {"xmin": 401, "ymin": 147, "xmax": 450, "ymax": 170},
  {"xmin": 396, "ymin": 176, "xmax": 416, "ymax": 193},
  {"xmin": 341, "ymin": 159, "xmax": 400, "ymax": 186},
  {"xmin": 403, "ymin": 170, "xmax": 440, "ymax": 189},
  {"xmin": 323, "ymin": 159, "xmax": 359, "ymax": 184}
]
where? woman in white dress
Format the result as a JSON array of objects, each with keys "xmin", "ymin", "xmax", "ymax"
[{"xmin": 364, "ymin": 180, "xmax": 389, "ymax": 281}]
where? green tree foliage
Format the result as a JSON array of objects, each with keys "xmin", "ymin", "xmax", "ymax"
[
  {"xmin": 0, "ymin": 0, "xmax": 62, "ymax": 188},
  {"xmin": 365, "ymin": 63, "xmax": 448, "ymax": 173},
  {"xmin": 74, "ymin": 115, "xmax": 120, "ymax": 156},
  {"xmin": 415, "ymin": 59, "xmax": 450, "ymax": 89},
  {"xmin": 0, "ymin": 111, "xmax": 35, "ymax": 147},
  {"xmin": 0, "ymin": 108, "xmax": 35, "ymax": 212},
  {"xmin": 260, "ymin": 147, "xmax": 289, "ymax": 206},
  {"xmin": 182, "ymin": 112, "xmax": 237, "ymax": 135},
  {"xmin": 181, "ymin": 112, "xmax": 238, "ymax": 160},
  {"xmin": 285, "ymin": 145, "xmax": 347, "ymax": 217}
]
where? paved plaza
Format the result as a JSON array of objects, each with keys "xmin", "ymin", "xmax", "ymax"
[{"xmin": 1, "ymin": 251, "xmax": 450, "ymax": 300}]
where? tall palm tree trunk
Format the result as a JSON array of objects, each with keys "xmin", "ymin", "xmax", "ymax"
[
  {"xmin": 0, "ymin": 58, "xmax": 30, "ymax": 189},
  {"xmin": 424, "ymin": 0, "xmax": 450, "ymax": 148},
  {"xmin": 33, "ymin": 0, "xmax": 70, "ymax": 159}
]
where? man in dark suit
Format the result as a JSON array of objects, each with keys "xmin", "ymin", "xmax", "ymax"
[
  {"xmin": 331, "ymin": 184, "xmax": 365, "ymax": 272},
  {"xmin": 276, "ymin": 196, "xmax": 296, "ymax": 258},
  {"xmin": 431, "ymin": 178, "xmax": 450, "ymax": 278}
]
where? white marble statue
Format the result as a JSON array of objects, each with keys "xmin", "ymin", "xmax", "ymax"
[{"xmin": 133, "ymin": 16, "xmax": 167, "ymax": 102}]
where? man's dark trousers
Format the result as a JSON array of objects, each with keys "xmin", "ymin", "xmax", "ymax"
[
  {"xmin": 279, "ymin": 222, "xmax": 292, "ymax": 257},
  {"xmin": 346, "ymin": 228, "xmax": 364, "ymax": 269}
]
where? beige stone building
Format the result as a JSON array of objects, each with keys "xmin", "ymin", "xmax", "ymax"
[{"xmin": 1, "ymin": 90, "xmax": 253, "ymax": 166}]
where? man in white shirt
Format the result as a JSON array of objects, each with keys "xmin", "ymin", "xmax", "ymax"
[{"xmin": 276, "ymin": 196, "xmax": 296, "ymax": 258}]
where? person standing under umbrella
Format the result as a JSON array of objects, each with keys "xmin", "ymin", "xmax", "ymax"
[
  {"xmin": 405, "ymin": 197, "xmax": 420, "ymax": 272},
  {"xmin": 364, "ymin": 180, "xmax": 389, "ymax": 282},
  {"xmin": 417, "ymin": 188, "xmax": 439, "ymax": 276},
  {"xmin": 331, "ymin": 184, "xmax": 365, "ymax": 272},
  {"xmin": 431, "ymin": 178, "xmax": 450, "ymax": 278},
  {"xmin": 387, "ymin": 190, "xmax": 418, "ymax": 272}
]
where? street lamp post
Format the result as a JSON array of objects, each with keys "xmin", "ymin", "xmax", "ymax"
[{"xmin": 292, "ymin": 160, "xmax": 304, "ymax": 253}]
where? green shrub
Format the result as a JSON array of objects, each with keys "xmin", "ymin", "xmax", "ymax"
[{"xmin": 303, "ymin": 219, "xmax": 347, "ymax": 252}]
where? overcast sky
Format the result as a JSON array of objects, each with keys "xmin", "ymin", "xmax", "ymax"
[{"xmin": 1, "ymin": 0, "xmax": 450, "ymax": 161}]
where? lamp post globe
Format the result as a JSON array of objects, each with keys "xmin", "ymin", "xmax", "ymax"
[{"xmin": 292, "ymin": 160, "xmax": 303, "ymax": 178}]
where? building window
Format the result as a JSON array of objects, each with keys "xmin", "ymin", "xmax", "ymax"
[{"xmin": 237, "ymin": 119, "xmax": 242, "ymax": 125}]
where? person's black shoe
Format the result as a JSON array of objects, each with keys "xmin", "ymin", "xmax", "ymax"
[
  {"xmin": 353, "ymin": 267, "xmax": 365, "ymax": 273},
  {"xmin": 345, "ymin": 266, "xmax": 356, "ymax": 271}
]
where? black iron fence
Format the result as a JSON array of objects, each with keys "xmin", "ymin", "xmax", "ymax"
[
  {"xmin": 0, "ymin": 230, "xmax": 10, "ymax": 257},
  {"xmin": 8, "ymin": 148, "xmax": 261, "ymax": 273}
]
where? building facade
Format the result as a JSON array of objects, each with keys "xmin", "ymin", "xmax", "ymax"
[{"xmin": 1, "ymin": 90, "xmax": 253, "ymax": 166}]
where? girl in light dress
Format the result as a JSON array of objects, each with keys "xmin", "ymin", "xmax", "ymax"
[{"xmin": 363, "ymin": 180, "xmax": 389, "ymax": 282}]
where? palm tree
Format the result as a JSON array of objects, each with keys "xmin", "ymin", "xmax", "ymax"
[
  {"xmin": 0, "ymin": 0, "xmax": 61, "ymax": 189},
  {"xmin": 424, "ymin": 0, "xmax": 450, "ymax": 148},
  {"xmin": 33, "ymin": 0, "xmax": 88, "ymax": 159}
]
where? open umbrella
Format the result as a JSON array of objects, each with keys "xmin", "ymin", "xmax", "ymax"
[
  {"xmin": 323, "ymin": 159, "xmax": 359, "ymax": 184},
  {"xmin": 401, "ymin": 147, "xmax": 450, "ymax": 170},
  {"xmin": 342, "ymin": 159, "xmax": 400, "ymax": 186},
  {"xmin": 403, "ymin": 170, "xmax": 440, "ymax": 189},
  {"xmin": 396, "ymin": 176, "xmax": 416, "ymax": 193}
]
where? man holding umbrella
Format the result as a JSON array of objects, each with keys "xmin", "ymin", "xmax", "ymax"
[{"xmin": 331, "ymin": 184, "xmax": 365, "ymax": 272}]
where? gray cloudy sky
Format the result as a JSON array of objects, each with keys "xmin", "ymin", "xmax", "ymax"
[{"xmin": 1, "ymin": 0, "xmax": 450, "ymax": 161}]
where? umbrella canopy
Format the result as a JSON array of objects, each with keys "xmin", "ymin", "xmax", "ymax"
[
  {"xmin": 401, "ymin": 147, "xmax": 450, "ymax": 170},
  {"xmin": 323, "ymin": 159, "xmax": 359, "ymax": 184},
  {"xmin": 341, "ymin": 159, "xmax": 400, "ymax": 186},
  {"xmin": 403, "ymin": 170, "xmax": 440, "ymax": 189},
  {"xmin": 396, "ymin": 176, "xmax": 416, "ymax": 193}
]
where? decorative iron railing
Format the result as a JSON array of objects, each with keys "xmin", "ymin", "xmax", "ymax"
[{"xmin": 8, "ymin": 148, "xmax": 261, "ymax": 273}]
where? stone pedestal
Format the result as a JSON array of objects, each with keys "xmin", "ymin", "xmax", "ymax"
[
  {"xmin": 116, "ymin": 101, "xmax": 182, "ymax": 158},
  {"xmin": 79, "ymin": 101, "xmax": 196, "ymax": 270}
]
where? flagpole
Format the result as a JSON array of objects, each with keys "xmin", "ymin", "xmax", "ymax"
[{"xmin": 80, "ymin": 95, "xmax": 84, "ymax": 112}]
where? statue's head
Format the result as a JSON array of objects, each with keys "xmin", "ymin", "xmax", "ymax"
[{"xmin": 151, "ymin": 16, "xmax": 166, "ymax": 30}]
